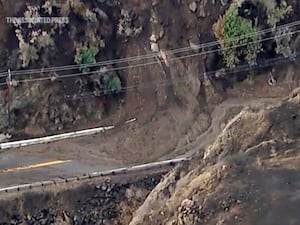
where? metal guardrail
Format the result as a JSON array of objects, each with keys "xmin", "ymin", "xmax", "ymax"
[
  {"xmin": 0, "ymin": 126, "xmax": 115, "ymax": 150},
  {"xmin": 0, "ymin": 157, "xmax": 188, "ymax": 193},
  {"xmin": 0, "ymin": 118, "xmax": 137, "ymax": 150}
]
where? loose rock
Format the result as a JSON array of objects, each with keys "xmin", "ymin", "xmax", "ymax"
[{"xmin": 189, "ymin": 2, "xmax": 197, "ymax": 12}]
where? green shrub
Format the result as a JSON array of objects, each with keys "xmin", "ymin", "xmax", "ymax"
[
  {"xmin": 214, "ymin": 9, "xmax": 261, "ymax": 68},
  {"xmin": 74, "ymin": 46, "xmax": 98, "ymax": 72},
  {"xmin": 105, "ymin": 76, "xmax": 122, "ymax": 93}
]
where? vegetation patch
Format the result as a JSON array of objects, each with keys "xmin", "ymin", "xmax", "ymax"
[
  {"xmin": 258, "ymin": 0, "xmax": 292, "ymax": 27},
  {"xmin": 214, "ymin": 7, "xmax": 262, "ymax": 68},
  {"xmin": 74, "ymin": 46, "xmax": 99, "ymax": 72},
  {"xmin": 105, "ymin": 76, "xmax": 122, "ymax": 94},
  {"xmin": 274, "ymin": 27, "xmax": 296, "ymax": 59},
  {"xmin": 214, "ymin": 0, "xmax": 294, "ymax": 69}
]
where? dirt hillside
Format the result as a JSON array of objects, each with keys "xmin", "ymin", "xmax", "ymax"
[
  {"xmin": 0, "ymin": 0, "xmax": 235, "ymax": 165},
  {"xmin": 0, "ymin": 0, "xmax": 300, "ymax": 224},
  {"xmin": 1, "ymin": 0, "xmax": 300, "ymax": 166},
  {"xmin": 128, "ymin": 87, "xmax": 300, "ymax": 225},
  {"xmin": 0, "ymin": 86, "xmax": 299, "ymax": 225}
]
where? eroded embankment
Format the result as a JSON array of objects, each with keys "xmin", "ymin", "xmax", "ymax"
[
  {"xmin": 127, "ymin": 88, "xmax": 300, "ymax": 225},
  {"xmin": 0, "ymin": 172, "xmax": 164, "ymax": 225}
]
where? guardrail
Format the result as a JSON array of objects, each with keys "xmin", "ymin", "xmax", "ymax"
[
  {"xmin": 0, "ymin": 118, "xmax": 137, "ymax": 150},
  {"xmin": 0, "ymin": 126, "xmax": 115, "ymax": 150},
  {"xmin": 0, "ymin": 157, "xmax": 188, "ymax": 193}
]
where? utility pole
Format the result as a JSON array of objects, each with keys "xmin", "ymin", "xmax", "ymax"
[{"xmin": 6, "ymin": 69, "xmax": 12, "ymax": 128}]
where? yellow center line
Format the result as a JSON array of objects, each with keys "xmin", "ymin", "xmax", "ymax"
[{"xmin": 1, "ymin": 160, "xmax": 72, "ymax": 173}]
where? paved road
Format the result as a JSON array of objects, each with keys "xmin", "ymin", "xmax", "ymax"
[
  {"xmin": 0, "ymin": 97, "xmax": 284, "ymax": 189},
  {"xmin": 0, "ymin": 152, "xmax": 119, "ymax": 188}
]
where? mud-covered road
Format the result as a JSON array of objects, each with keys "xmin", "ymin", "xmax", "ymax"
[{"xmin": 0, "ymin": 94, "xmax": 285, "ymax": 189}]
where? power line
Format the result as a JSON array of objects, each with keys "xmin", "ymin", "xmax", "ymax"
[
  {"xmin": 1, "ymin": 28, "xmax": 298, "ymax": 86},
  {"xmin": 61, "ymin": 50, "xmax": 300, "ymax": 100},
  {"xmin": 1, "ymin": 20, "xmax": 300, "ymax": 77},
  {"xmin": 2, "ymin": 49, "xmax": 297, "ymax": 150}
]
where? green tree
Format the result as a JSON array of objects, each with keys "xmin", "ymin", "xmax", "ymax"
[
  {"xmin": 214, "ymin": 9, "xmax": 261, "ymax": 68},
  {"xmin": 74, "ymin": 46, "xmax": 98, "ymax": 72}
]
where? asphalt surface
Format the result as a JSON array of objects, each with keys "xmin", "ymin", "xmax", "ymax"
[
  {"xmin": 0, "ymin": 96, "xmax": 284, "ymax": 189},
  {"xmin": 1, "ymin": 78, "xmax": 294, "ymax": 190},
  {"xmin": 0, "ymin": 152, "xmax": 118, "ymax": 188}
]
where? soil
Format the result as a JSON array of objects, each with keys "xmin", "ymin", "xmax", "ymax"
[
  {"xmin": 1, "ymin": 71, "xmax": 297, "ymax": 167},
  {"xmin": 0, "ymin": 85, "xmax": 300, "ymax": 225},
  {"xmin": 128, "ymin": 87, "xmax": 300, "ymax": 225},
  {"xmin": 0, "ymin": 0, "xmax": 299, "ymax": 167},
  {"xmin": 0, "ymin": 0, "xmax": 300, "ymax": 224}
]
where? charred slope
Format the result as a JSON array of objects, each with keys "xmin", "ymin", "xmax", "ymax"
[{"xmin": 0, "ymin": 173, "xmax": 163, "ymax": 225}]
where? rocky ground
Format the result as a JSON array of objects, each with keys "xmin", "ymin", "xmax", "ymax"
[
  {"xmin": 0, "ymin": 86, "xmax": 299, "ymax": 225},
  {"xmin": 128, "ymin": 87, "xmax": 300, "ymax": 225},
  {"xmin": 0, "ymin": 0, "xmax": 300, "ymax": 224},
  {"xmin": 0, "ymin": 0, "xmax": 300, "ymax": 166},
  {"xmin": 0, "ymin": 173, "xmax": 164, "ymax": 225},
  {"xmin": 0, "ymin": 0, "xmax": 237, "ymax": 166}
]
